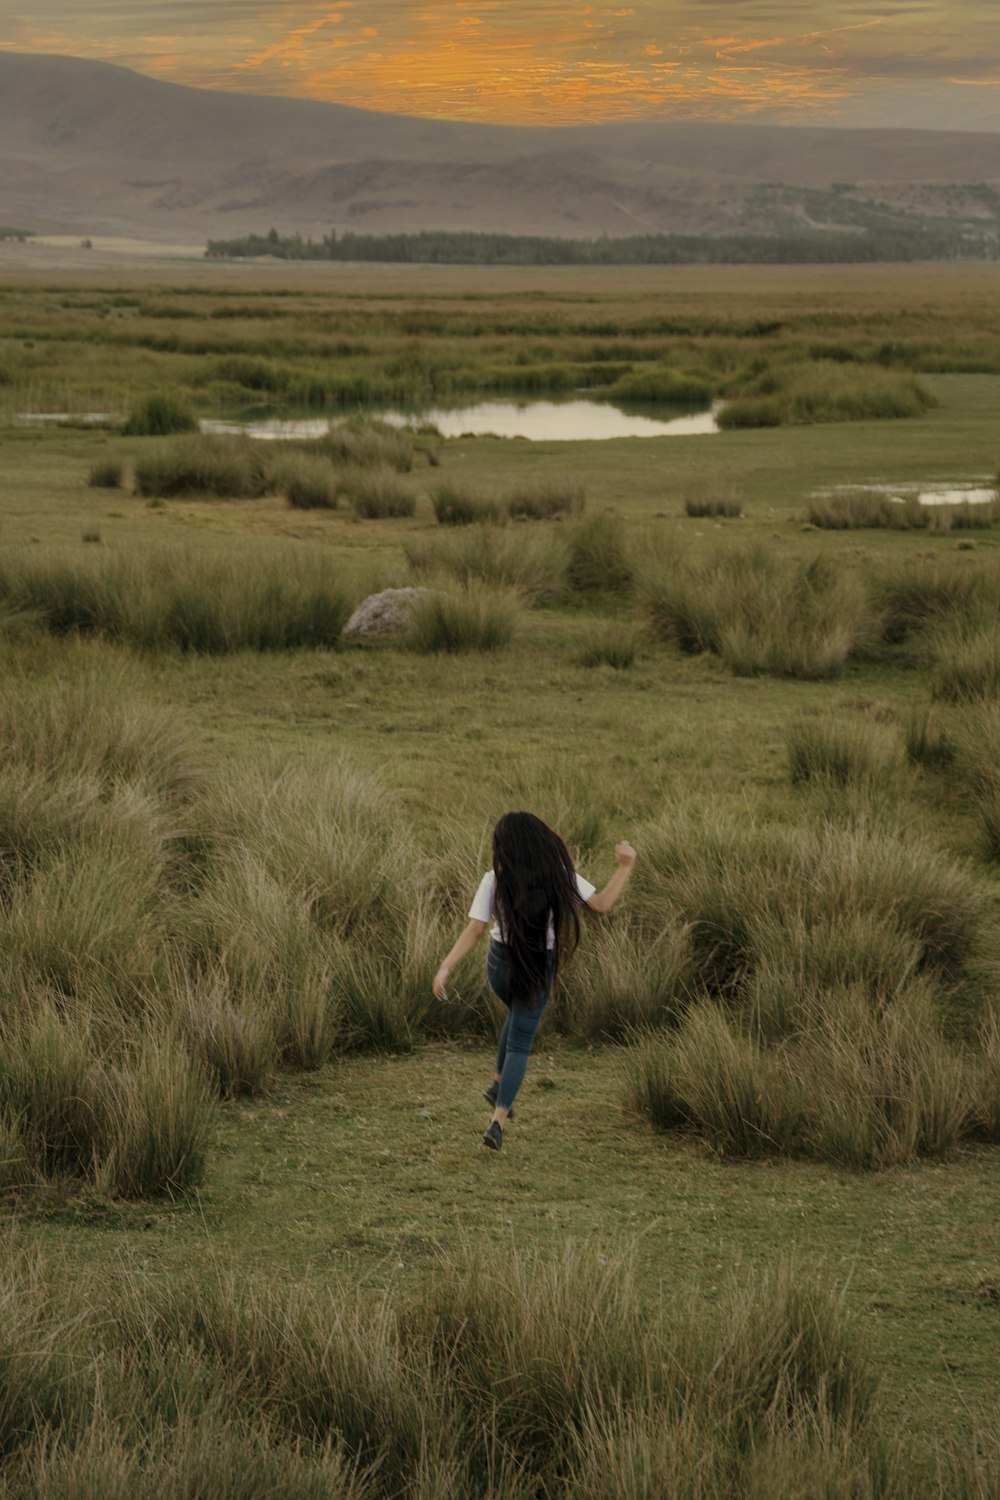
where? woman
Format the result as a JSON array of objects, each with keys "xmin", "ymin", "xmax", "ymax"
[{"xmin": 432, "ymin": 811, "xmax": 636, "ymax": 1150}]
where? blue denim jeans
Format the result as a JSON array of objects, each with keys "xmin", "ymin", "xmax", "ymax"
[{"xmin": 487, "ymin": 940, "xmax": 554, "ymax": 1110}]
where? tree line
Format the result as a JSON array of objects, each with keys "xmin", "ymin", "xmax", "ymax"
[{"xmin": 205, "ymin": 226, "xmax": 999, "ymax": 266}]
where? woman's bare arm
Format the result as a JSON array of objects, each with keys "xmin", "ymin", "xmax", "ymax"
[
  {"xmin": 433, "ymin": 919, "xmax": 488, "ymax": 998},
  {"xmin": 586, "ymin": 841, "xmax": 636, "ymax": 915}
]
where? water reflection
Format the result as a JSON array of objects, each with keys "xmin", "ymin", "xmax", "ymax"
[
  {"xmin": 200, "ymin": 398, "xmax": 720, "ymax": 444},
  {"xmin": 821, "ymin": 483, "xmax": 998, "ymax": 508},
  {"xmin": 200, "ymin": 416, "xmax": 332, "ymax": 441},
  {"xmin": 383, "ymin": 399, "xmax": 720, "ymax": 442},
  {"xmin": 17, "ymin": 411, "xmax": 112, "ymax": 425},
  {"xmin": 915, "ymin": 486, "xmax": 997, "ymax": 507}
]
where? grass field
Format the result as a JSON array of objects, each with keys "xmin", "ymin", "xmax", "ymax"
[{"xmin": 1, "ymin": 261, "xmax": 999, "ymax": 1495}]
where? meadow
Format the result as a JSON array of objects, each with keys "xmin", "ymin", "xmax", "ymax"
[{"xmin": 0, "ymin": 260, "xmax": 999, "ymax": 1495}]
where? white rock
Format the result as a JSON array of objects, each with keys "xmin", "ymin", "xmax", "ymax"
[{"xmin": 341, "ymin": 587, "xmax": 430, "ymax": 639}]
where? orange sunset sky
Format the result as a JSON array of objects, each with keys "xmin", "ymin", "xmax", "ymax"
[{"xmin": 2, "ymin": 2, "xmax": 999, "ymax": 130}]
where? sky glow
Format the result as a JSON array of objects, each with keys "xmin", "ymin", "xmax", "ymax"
[{"xmin": 1, "ymin": 1, "xmax": 998, "ymax": 130}]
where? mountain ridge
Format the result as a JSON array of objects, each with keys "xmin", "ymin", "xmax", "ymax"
[{"xmin": 2, "ymin": 51, "xmax": 1000, "ymax": 244}]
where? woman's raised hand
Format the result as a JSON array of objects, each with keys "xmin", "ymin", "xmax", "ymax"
[{"xmin": 615, "ymin": 840, "xmax": 636, "ymax": 867}]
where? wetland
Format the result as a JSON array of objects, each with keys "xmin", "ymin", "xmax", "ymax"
[{"xmin": 1, "ymin": 260, "xmax": 999, "ymax": 1496}]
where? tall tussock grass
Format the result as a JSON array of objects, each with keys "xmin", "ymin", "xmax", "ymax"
[
  {"xmin": 868, "ymin": 554, "xmax": 1000, "ymax": 644},
  {"xmin": 955, "ymin": 701, "xmax": 1000, "ymax": 857},
  {"xmin": 405, "ymin": 584, "xmax": 518, "ymax": 654},
  {"xmin": 0, "ymin": 1010, "xmax": 212, "ymax": 1196},
  {"xmin": 428, "ymin": 480, "xmax": 504, "ymax": 525},
  {"xmin": 181, "ymin": 759, "xmax": 447, "ymax": 1057},
  {"xmin": 931, "ymin": 620, "xmax": 1000, "ymax": 702},
  {"xmin": 559, "ymin": 920, "xmax": 690, "ymax": 1040},
  {"xmin": 505, "ymin": 480, "xmax": 584, "ymax": 520},
  {"xmin": 575, "ymin": 621, "xmax": 639, "ymax": 669},
  {"xmin": 565, "ymin": 512, "xmax": 633, "ymax": 593},
  {"xmin": 0, "ymin": 1236, "xmax": 989, "ymax": 1497},
  {"xmin": 405, "ymin": 526, "xmax": 566, "ymax": 604},
  {"xmin": 720, "ymin": 361, "xmax": 935, "ymax": 428},
  {"xmin": 600, "ymin": 365, "xmax": 714, "ymax": 404},
  {"xmin": 277, "ymin": 452, "xmax": 342, "ymax": 509},
  {"xmin": 429, "ymin": 479, "xmax": 583, "ymax": 526},
  {"xmin": 622, "ymin": 804, "xmax": 998, "ymax": 1165},
  {"xmin": 86, "ymin": 457, "xmax": 123, "ymax": 489},
  {"xmin": 134, "ymin": 434, "xmax": 271, "ymax": 498},
  {"xmin": 0, "ymin": 667, "xmax": 458, "ymax": 1190},
  {"xmin": 625, "ymin": 990, "xmax": 971, "ymax": 1169},
  {"xmin": 681, "ymin": 474, "xmax": 744, "ymax": 518},
  {"xmin": 905, "ymin": 704, "xmax": 956, "ymax": 768},
  {"xmin": 340, "ymin": 465, "xmax": 416, "ymax": 518},
  {"xmin": 786, "ymin": 716, "xmax": 905, "ymax": 790},
  {"xmin": 645, "ymin": 546, "xmax": 877, "ymax": 679},
  {"xmin": 310, "ymin": 418, "xmax": 416, "ymax": 473},
  {"xmin": 0, "ymin": 544, "xmax": 352, "ymax": 652},
  {"xmin": 121, "ymin": 391, "xmax": 197, "ymax": 436},
  {"xmin": 811, "ymin": 490, "xmax": 1000, "ymax": 531},
  {"xmin": 808, "ymin": 488, "xmax": 921, "ymax": 529},
  {"xmin": 636, "ymin": 806, "xmax": 989, "ymax": 1012},
  {"xmin": 0, "ymin": 666, "xmax": 201, "ymax": 1004}
]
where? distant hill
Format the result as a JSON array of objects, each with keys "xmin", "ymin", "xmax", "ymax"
[{"xmin": 2, "ymin": 51, "xmax": 1000, "ymax": 247}]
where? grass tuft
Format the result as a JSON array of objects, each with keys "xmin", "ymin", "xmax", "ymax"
[
  {"xmin": 134, "ymin": 434, "xmax": 271, "ymax": 499},
  {"xmin": 405, "ymin": 585, "xmax": 517, "ymax": 653},
  {"xmin": 340, "ymin": 466, "xmax": 415, "ymax": 519},
  {"xmin": 506, "ymin": 481, "xmax": 585, "ymax": 520},
  {"xmin": 721, "ymin": 361, "xmax": 935, "ymax": 429},
  {"xmin": 429, "ymin": 480, "xmax": 505, "ymax": 526},
  {"xmin": 312, "ymin": 419, "xmax": 416, "ymax": 473},
  {"xmin": 405, "ymin": 526, "xmax": 566, "ymax": 604},
  {"xmin": 565, "ymin": 512, "xmax": 633, "ymax": 593},
  {"xmin": 121, "ymin": 392, "xmax": 197, "ymax": 436},
  {"xmin": 931, "ymin": 621, "xmax": 1000, "ymax": 702},
  {"xmin": 277, "ymin": 452, "xmax": 342, "ymax": 510},
  {"xmin": 86, "ymin": 458, "xmax": 123, "ymax": 489},
  {"xmin": 0, "ymin": 545, "xmax": 352, "ymax": 652},
  {"xmin": 575, "ymin": 621, "xmax": 639, "ymax": 669},
  {"xmin": 682, "ymin": 476, "xmax": 744, "ymax": 518},
  {"xmin": 786, "ymin": 716, "xmax": 905, "ymax": 789},
  {"xmin": 645, "ymin": 546, "xmax": 876, "ymax": 679}
]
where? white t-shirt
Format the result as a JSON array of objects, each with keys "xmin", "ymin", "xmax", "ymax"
[{"xmin": 469, "ymin": 869, "xmax": 597, "ymax": 947}]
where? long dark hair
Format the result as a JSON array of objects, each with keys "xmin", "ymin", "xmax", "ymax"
[{"xmin": 492, "ymin": 811, "xmax": 584, "ymax": 1005}]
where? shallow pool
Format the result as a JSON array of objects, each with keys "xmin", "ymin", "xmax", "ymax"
[{"xmin": 199, "ymin": 397, "xmax": 720, "ymax": 443}]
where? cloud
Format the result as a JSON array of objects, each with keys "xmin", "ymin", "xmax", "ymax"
[{"xmin": 3, "ymin": 0, "xmax": 1000, "ymax": 129}]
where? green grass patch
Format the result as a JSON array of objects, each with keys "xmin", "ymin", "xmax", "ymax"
[
  {"xmin": 575, "ymin": 621, "xmax": 639, "ymax": 670},
  {"xmin": 276, "ymin": 452, "xmax": 342, "ymax": 510},
  {"xmin": 312, "ymin": 419, "xmax": 416, "ymax": 473},
  {"xmin": 405, "ymin": 584, "xmax": 518, "ymax": 653},
  {"xmin": 133, "ymin": 434, "xmax": 271, "ymax": 499},
  {"xmin": 786, "ymin": 714, "xmax": 905, "ymax": 789},
  {"xmin": 86, "ymin": 457, "xmax": 123, "ymax": 490},
  {"xmin": 428, "ymin": 480, "xmax": 504, "ymax": 526},
  {"xmin": 0, "ymin": 545, "xmax": 353, "ymax": 652},
  {"xmin": 721, "ymin": 361, "xmax": 936, "ymax": 428},
  {"xmin": 405, "ymin": 525, "xmax": 567, "ymax": 603},
  {"xmin": 599, "ymin": 366, "xmax": 715, "ymax": 404},
  {"xmin": 121, "ymin": 391, "xmax": 198, "ymax": 436},
  {"xmin": 565, "ymin": 512, "xmax": 633, "ymax": 594},
  {"xmin": 644, "ymin": 546, "xmax": 876, "ymax": 679},
  {"xmin": 506, "ymin": 480, "xmax": 585, "ymax": 520},
  {"xmin": 341, "ymin": 466, "xmax": 416, "ymax": 519}
]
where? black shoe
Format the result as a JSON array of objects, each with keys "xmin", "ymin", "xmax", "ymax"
[
  {"xmin": 482, "ymin": 1120, "xmax": 503, "ymax": 1151},
  {"xmin": 483, "ymin": 1083, "xmax": 513, "ymax": 1120}
]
